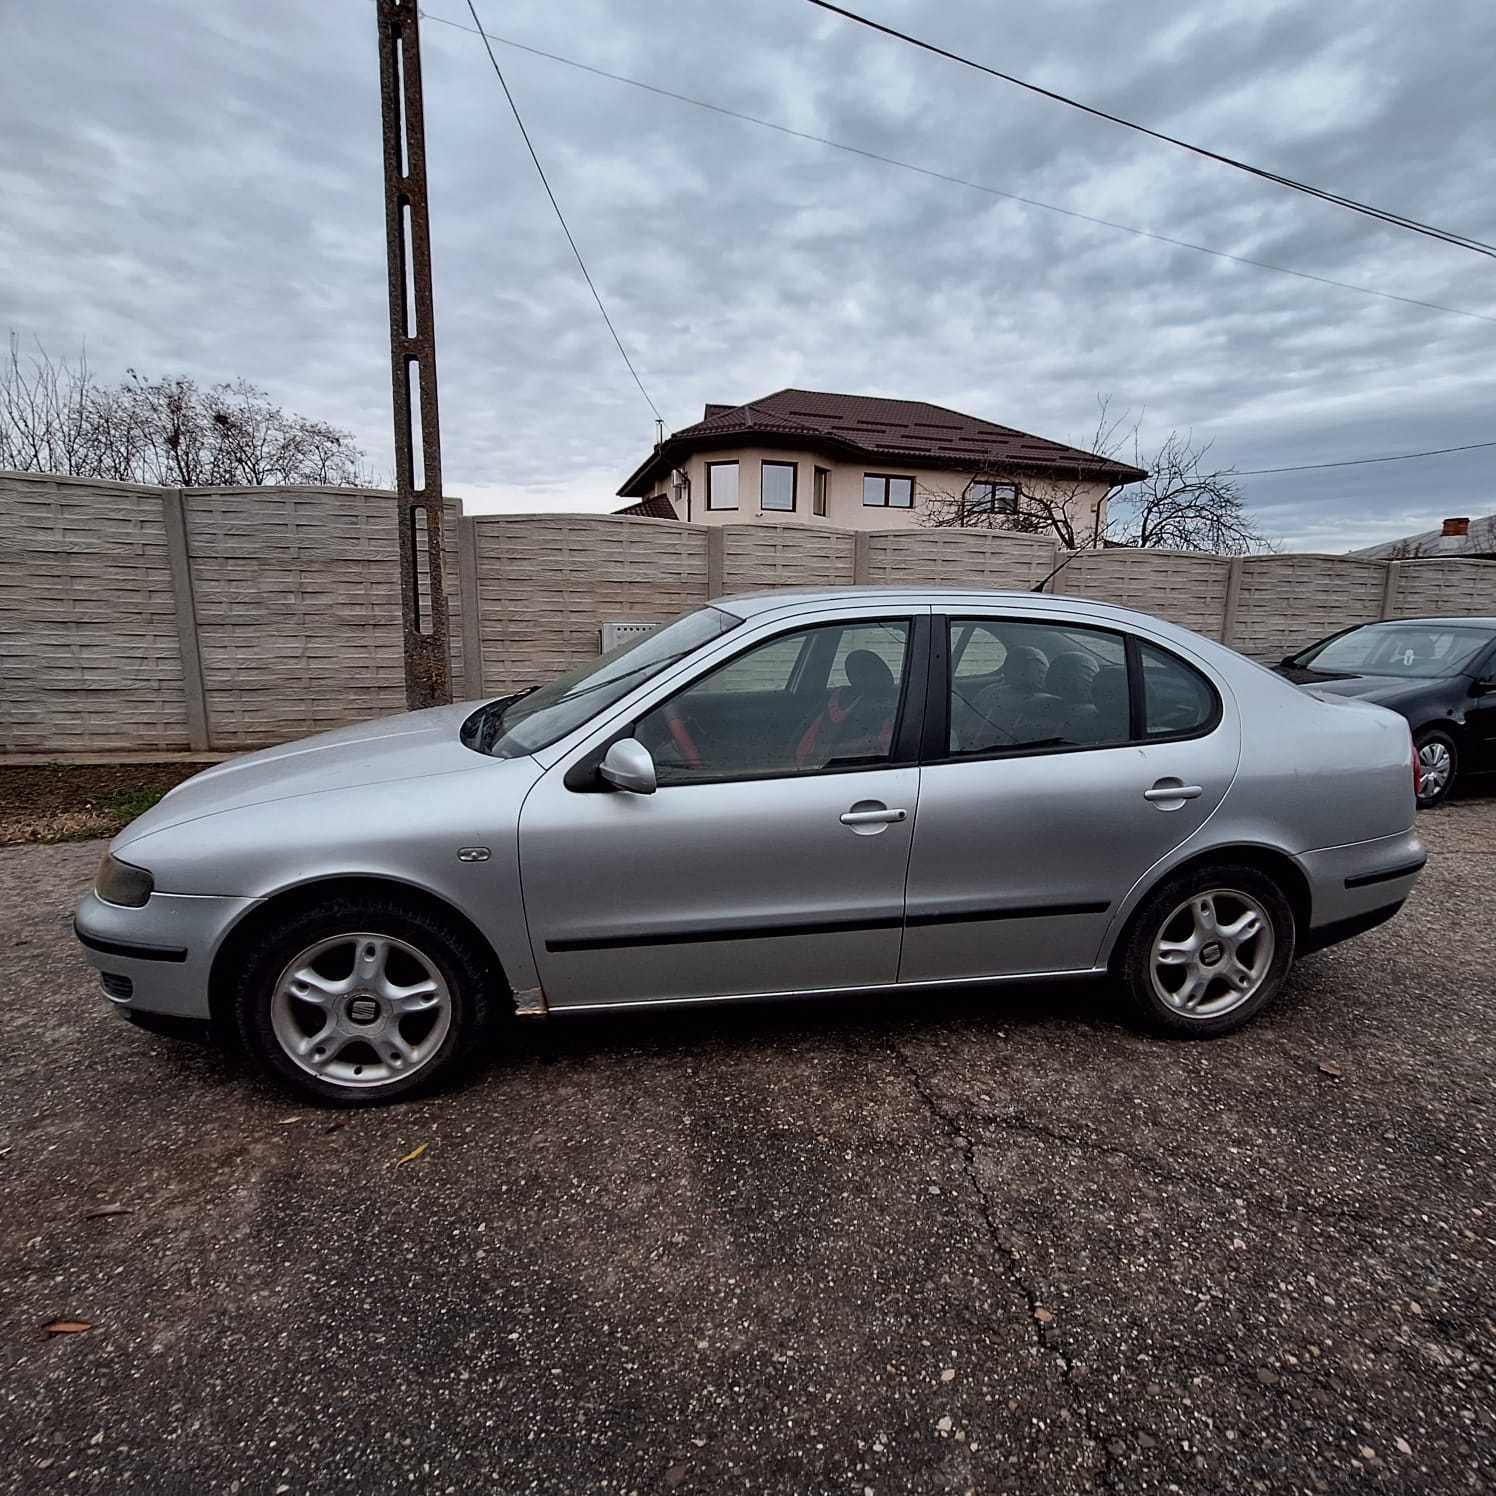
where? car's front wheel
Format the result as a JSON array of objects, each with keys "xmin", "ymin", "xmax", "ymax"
[
  {"xmin": 1119, "ymin": 865, "xmax": 1295, "ymax": 1038},
  {"xmin": 1414, "ymin": 727, "xmax": 1458, "ymax": 810},
  {"xmin": 233, "ymin": 895, "xmax": 498, "ymax": 1106}
]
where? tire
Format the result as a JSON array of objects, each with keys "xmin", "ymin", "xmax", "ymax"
[
  {"xmin": 1118, "ymin": 863, "xmax": 1296, "ymax": 1039},
  {"xmin": 233, "ymin": 893, "xmax": 500, "ymax": 1107},
  {"xmin": 1414, "ymin": 727, "xmax": 1458, "ymax": 810}
]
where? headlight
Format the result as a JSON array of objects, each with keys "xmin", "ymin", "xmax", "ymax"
[{"xmin": 96, "ymin": 854, "xmax": 154, "ymax": 908}]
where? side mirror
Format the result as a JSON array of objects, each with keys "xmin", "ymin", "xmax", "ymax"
[{"xmin": 599, "ymin": 737, "xmax": 657, "ymax": 795}]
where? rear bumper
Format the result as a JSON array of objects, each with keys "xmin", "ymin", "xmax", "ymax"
[
  {"xmin": 1298, "ymin": 826, "xmax": 1425, "ymax": 948},
  {"xmin": 74, "ymin": 889, "xmax": 258, "ymax": 1022}
]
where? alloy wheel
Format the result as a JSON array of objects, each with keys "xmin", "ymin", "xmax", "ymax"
[
  {"xmin": 1418, "ymin": 740, "xmax": 1453, "ymax": 802},
  {"xmin": 1148, "ymin": 889, "xmax": 1275, "ymax": 1019},
  {"xmin": 269, "ymin": 931, "xmax": 452, "ymax": 1089}
]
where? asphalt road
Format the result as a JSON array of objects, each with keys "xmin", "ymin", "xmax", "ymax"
[{"xmin": 2, "ymin": 803, "xmax": 1493, "ymax": 1496}]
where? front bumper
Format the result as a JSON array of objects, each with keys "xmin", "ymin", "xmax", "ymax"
[
  {"xmin": 1298, "ymin": 825, "xmax": 1426, "ymax": 951},
  {"xmin": 74, "ymin": 889, "xmax": 259, "ymax": 1021}
]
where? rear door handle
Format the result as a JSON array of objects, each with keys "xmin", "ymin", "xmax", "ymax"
[
  {"xmin": 840, "ymin": 807, "xmax": 908, "ymax": 825},
  {"xmin": 1143, "ymin": 782, "xmax": 1204, "ymax": 802}
]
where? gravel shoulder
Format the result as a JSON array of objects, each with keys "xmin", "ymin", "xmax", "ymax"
[{"xmin": 0, "ymin": 799, "xmax": 1492, "ymax": 1494}]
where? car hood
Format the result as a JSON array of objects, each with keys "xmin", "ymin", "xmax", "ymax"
[
  {"xmin": 116, "ymin": 702, "xmax": 490, "ymax": 846},
  {"xmin": 1279, "ymin": 669, "xmax": 1433, "ymax": 705}
]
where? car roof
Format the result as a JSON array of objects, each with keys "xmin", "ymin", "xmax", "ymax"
[
  {"xmin": 1354, "ymin": 616, "xmax": 1496, "ymax": 628},
  {"xmin": 714, "ymin": 585, "xmax": 1171, "ymax": 629}
]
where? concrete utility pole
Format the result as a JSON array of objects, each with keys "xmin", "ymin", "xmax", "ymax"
[{"xmin": 376, "ymin": 0, "xmax": 451, "ymax": 708}]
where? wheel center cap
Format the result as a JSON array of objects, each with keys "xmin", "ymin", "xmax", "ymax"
[
  {"xmin": 346, "ymin": 995, "xmax": 381, "ymax": 1025},
  {"xmin": 1199, "ymin": 941, "xmax": 1224, "ymax": 967}
]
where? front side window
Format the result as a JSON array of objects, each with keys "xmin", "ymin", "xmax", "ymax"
[
  {"xmin": 964, "ymin": 480, "xmax": 1019, "ymax": 518},
  {"xmin": 636, "ymin": 619, "xmax": 911, "ymax": 783},
  {"xmin": 706, "ymin": 461, "xmax": 739, "ymax": 510},
  {"xmin": 761, "ymin": 461, "xmax": 796, "ymax": 512},
  {"xmin": 462, "ymin": 607, "xmax": 741, "ymax": 758},
  {"xmin": 863, "ymin": 474, "xmax": 915, "ymax": 508},
  {"xmin": 947, "ymin": 618, "xmax": 1129, "ymax": 754}
]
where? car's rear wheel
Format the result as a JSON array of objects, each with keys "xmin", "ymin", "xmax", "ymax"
[
  {"xmin": 1119, "ymin": 865, "xmax": 1295, "ymax": 1038},
  {"xmin": 233, "ymin": 895, "xmax": 498, "ymax": 1106},
  {"xmin": 1414, "ymin": 728, "xmax": 1457, "ymax": 809}
]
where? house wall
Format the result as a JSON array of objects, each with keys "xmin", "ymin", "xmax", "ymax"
[{"xmin": 646, "ymin": 447, "xmax": 1111, "ymax": 539}]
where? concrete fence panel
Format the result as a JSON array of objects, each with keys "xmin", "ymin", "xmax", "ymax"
[
  {"xmin": 184, "ymin": 487, "xmax": 412, "ymax": 749},
  {"xmin": 0, "ymin": 472, "xmax": 191, "ymax": 753},
  {"xmin": 719, "ymin": 522, "xmax": 857, "ymax": 592},
  {"xmin": 14, "ymin": 469, "xmax": 1496, "ymax": 756},
  {"xmin": 1056, "ymin": 549, "xmax": 1234, "ymax": 639},
  {"xmin": 468, "ymin": 514, "xmax": 710, "ymax": 692},
  {"xmin": 863, "ymin": 528, "xmax": 1056, "ymax": 589},
  {"xmin": 1232, "ymin": 555, "xmax": 1389, "ymax": 661},
  {"xmin": 1388, "ymin": 558, "xmax": 1496, "ymax": 619}
]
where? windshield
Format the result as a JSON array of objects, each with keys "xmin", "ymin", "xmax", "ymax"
[
  {"xmin": 461, "ymin": 606, "xmax": 742, "ymax": 758},
  {"xmin": 1300, "ymin": 623, "xmax": 1493, "ymax": 678}
]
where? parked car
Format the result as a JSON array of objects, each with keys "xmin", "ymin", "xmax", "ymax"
[
  {"xmin": 76, "ymin": 588, "xmax": 1425, "ymax": 1105},
  {"xmin": 1274, "ymin": 616, "xmax": 1496, "ymax": 809}
]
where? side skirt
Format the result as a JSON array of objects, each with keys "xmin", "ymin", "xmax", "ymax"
[{"xmin": 547, "ymin": 966, "xmax": 1109, "ymax": 1016}]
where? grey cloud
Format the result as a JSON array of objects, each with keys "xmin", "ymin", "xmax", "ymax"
[{"xmin": 2, "ymin": 0, "xmax": 1493, "ymax": 546}]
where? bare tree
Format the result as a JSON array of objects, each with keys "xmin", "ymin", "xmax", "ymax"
[
  {"xmin": 919, "ymin": 396, "xmax": 1275, "ymax": 554},
  {"xmin": 0, "ymin": 335, "xmax": 377, "ymax": 488}
]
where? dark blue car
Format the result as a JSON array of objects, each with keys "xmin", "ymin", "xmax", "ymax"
[{"xmin": 1276, "ymin": 616, "xmax": 1496, "ymax": 808}]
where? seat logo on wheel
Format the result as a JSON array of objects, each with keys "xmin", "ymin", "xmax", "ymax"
[{"xmin": 348, "ymin": 996, "xmax": 380, "ymax": 1025}]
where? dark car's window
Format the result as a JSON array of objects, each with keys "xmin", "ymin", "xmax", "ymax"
[
  {"xmin": 637, "ymin": 619, "xmax": 911, "ymax": 784},
  {"xmin": 948, "ymin": 619, "xmax": 1128, "ymax": 754},
  {"xmin": 1139, "ymin": 641, "xmax": 1217, "ymax": 737},
  {"xmin": 462, "ymin": 607, "xmax": 741, "ymax": 758},
  {"xmin": 1301, "ymin": 624, "xmax": 1493, "ymax": 678}
]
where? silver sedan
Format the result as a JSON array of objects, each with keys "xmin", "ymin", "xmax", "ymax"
[{"xmin": 76, "ymin": 588, "xmax": 1426, "ymax": 1105}]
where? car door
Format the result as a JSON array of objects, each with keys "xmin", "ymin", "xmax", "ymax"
[
  {"xmin": 1464, "ymin": 638, "xmax": 1496, "ymax": 770},
  {"xmin": 518, "ymin": 609, "xmax": 929, "ymax": 1008},
  {"xmin": 900, "ymin": 611, "xmax": 1239, "ymax": 983}
]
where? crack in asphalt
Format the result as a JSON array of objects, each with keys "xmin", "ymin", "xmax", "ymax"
[{"xmin": 888, "ymin": 1038, "xmax": 1118, "ymax": 1491}]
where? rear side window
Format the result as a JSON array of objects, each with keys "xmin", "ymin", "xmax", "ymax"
[
  {"xmin": 1139, "ymin": 641, "xmax": 1216, "ymax": 737},
  {"xmin": 948, "ymin": 619, "xmax": 1129, "ymax": 754},
  {"xmin": 945, "ymin": 618, "xmax": 1218, "ymax": 756}
]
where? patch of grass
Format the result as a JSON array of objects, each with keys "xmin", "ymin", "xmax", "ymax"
[{"xmin": 94, "ymin": 787, "xmax": 168, "ymax": 822}]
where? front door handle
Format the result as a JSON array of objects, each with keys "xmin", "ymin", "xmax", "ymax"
[
  {"xmin": 840, "ymin": 806, "xmax": 908, "ymax": 825},
  {"xmin": 1143, "ymin": 781, "xmax": 1204, "ymax": 803}
]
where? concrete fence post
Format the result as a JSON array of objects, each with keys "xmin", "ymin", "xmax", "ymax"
[
  {"xmin": 160, "ymin": 487, "xmax": 210, "ymax": 752},
  {"xmin": 457, "ymin": 516, "xmax": 484, "ymax": 697},
  {"xmin": 706, "ymin": 527, "xmax": 726, "ymax": 598},
  {"xmin": 1379, "ymin": 561, "xmax": 1403, "ymax": 620},
  {"xmin": 853, "ymin": 531, "xmax": 872, "ymax": 584},
  {"xmin": 1040, "ymin": 544, "xmax": 1064, "ymax": 593},
  {"xmin": 1220, "ymin": 556, "xmax": 1245, "ymax": 648}
]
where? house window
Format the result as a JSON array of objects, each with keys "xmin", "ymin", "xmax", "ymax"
[
  {"xmin": 964, "ymin": 480, "xmax": 1020, "ymax": 518},
  {"xmin": 813, "ymin": 466, "xmax": 829, "ymax": 517},
  {"xmin": 761, "ymin": 461, "xmax": 796, "ymax": 512},
  {"xmin": 863, "ymin": 474, "xmax": 914, "ymax": 508},
  {"xmin": 706, "ymin": 460, "xmax": 739, "ymax": 510}
]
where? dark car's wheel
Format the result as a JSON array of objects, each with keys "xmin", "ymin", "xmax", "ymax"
[
  {"xmin": 233, "ymin": 895, "xmax": 499, "ymax": 1106},
  {"xmin": 1414, "ymin": 728, "xmax": 1458, "ymax": 809},
  {"xmin": 1118, "ymin": 864, "xmax": 1295, "ymax": 1038}
]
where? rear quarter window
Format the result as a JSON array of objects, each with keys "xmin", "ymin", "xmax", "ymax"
[{"xmin": 1139, "ymin": 641, "xmax": 1218, "ymax": 737}]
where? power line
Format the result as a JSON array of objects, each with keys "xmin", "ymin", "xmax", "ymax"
[
  {"xmin": 1238, "ymin": 439, "xmax": 1496, "ymax": 476},
  {"xmin": 420, "ymin": 10, "xmax": 1496, "ymax": 327},
  {"xmin": 803, "ymin": 0, "xmax": 1496, "ymax": 262},
  {"xmin": 460, "ymin": 0, "xmax": 663, "ymax": 423}
]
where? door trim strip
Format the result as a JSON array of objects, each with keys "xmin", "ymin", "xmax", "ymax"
[
  {"xmin": 545, "ymin": 913, "xmax": 904, "ymax": 953},
  {"xmin": 905, "ymin": 901, "xmax": 1109, "ymax": 927}
]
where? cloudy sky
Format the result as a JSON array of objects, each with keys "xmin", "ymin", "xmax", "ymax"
[{"xmin": 3, "ymin": 0, "xmax": 1494, "ymax": 549}]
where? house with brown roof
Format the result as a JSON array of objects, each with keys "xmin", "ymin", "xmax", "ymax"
[{"xmin": 616, "ymin": 388, "xmax": 1146, "ymax": 537}]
